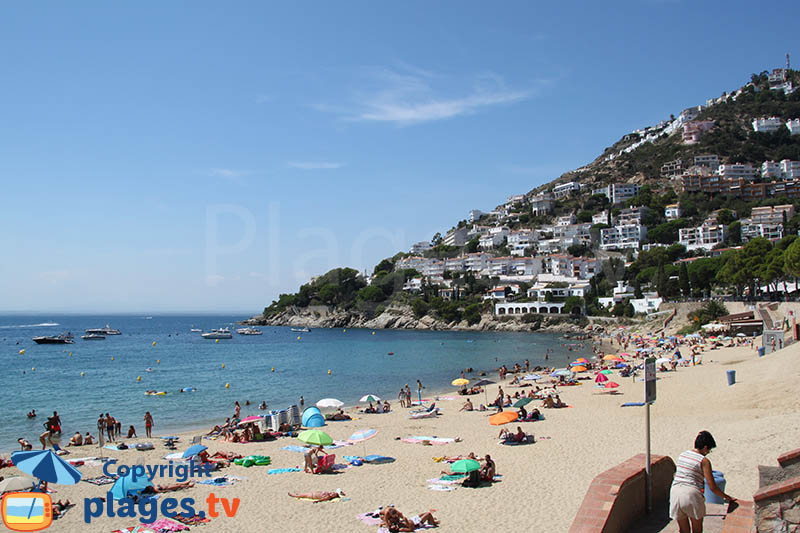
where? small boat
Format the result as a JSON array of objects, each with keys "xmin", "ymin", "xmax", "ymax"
[
  {"xmin": 290, "ymin": 327, "xmax": 311, "ymax": 333},
  {"xmin": 85, "ymin": 325, "xmax": 121, "ymax": 335},
  {"xmin": 81, "ymin": 334, "xmax": 106, "ymax": 340},
  {"xmin": 201, "ymin": 328, "xmax": 233, "ymax": 339},
  {"xmin": 236, "ymin": 327, "xmax": 263, "ymax": 335},
  {"xmin": 32, "ymin": 332, "xmax": 75, "ymax": 344}
]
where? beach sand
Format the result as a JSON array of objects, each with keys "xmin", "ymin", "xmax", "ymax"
[{"xmin": 5, "ymin": 336, "xmax": 800, "ymax": 532}]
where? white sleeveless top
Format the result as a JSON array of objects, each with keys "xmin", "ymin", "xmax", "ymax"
[{"xmin": 672, "ymin": 450, "xmax": 705, "ymax": 490}]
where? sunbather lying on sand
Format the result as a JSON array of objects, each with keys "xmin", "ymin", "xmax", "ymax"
[
  {"xmin": 288, "ymin": 489, "xmax": 345, "ymax": 503},
  {"xmin": 381, "ymin": 507, "xmax": 439, "ymax": 532}
]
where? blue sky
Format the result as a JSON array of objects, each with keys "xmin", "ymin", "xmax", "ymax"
[{"xmin": 0, "ymin": 1, "xmax": 797, "ymax": 313}]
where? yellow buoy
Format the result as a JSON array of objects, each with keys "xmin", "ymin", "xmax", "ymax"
[
  {"xmin": 137, "ymin": 376, "xmax": 142, "ymax": 381},
  {"xmin": 271, "ymin": 367, "xmax": 275, "ymax": 372},
  {"xmin": 225, "ymin": 382, "xmax": 230, "ymax": 389},
  {"xmin": 215, "ymin": 339, "xmax": 219, "ymax": 343},
  {"xmin": 80, "ymin": 372, "xmax": 85, "ymax": 376},
  {"xmin": 152, "ymin": 341, "xmax": 157, "ymax": 347},
  {"xmin": 327, "ymin": 369, "xmax": 332, "ymax": 375},
  {"xmin": 19, "ymin": 349, "xmax": 25, "ymax": 355}
]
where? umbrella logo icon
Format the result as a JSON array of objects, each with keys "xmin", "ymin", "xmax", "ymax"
[{"xmin": 1, "ymin": 492, "xmax": 53, "ymax": 531}]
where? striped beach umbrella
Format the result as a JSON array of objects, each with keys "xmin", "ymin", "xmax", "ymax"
[{"xmin": 11, "ymin": 450, "xmax": 81, "ymax": 485}]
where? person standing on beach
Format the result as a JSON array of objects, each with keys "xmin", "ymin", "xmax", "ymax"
[
  {"xmin": 96, "ymin": 414, "xmax": 105, "ymax": 447},
  {"xmin": 670, "ymin": 430, "xmax": 736, "ymax": 533},
  {"xmin": 144, "ymin": 412, "xmax": 153, "ymax": 438}
]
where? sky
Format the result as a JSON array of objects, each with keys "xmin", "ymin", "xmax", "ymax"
[{"xmin": 0, "ymin": 1, "xmax": 797, "ymax": 313}]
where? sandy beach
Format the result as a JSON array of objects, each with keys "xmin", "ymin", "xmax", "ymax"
[{"xmin": 4, "ymin": 335, "xmax": 800, "ymax": 532}]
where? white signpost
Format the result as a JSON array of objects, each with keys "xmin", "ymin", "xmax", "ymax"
[{"xmin": 644, "ymin": 357, "xmax": 656, "ymax": 513}]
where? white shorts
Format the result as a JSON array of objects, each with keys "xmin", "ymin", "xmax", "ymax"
[{"xmin": 669, "ymin": 484, "xmax": 706, "ymax": 521}]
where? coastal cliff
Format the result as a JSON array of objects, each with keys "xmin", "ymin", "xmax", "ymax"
[{"xmin": 243, "ymin": 304, "xmax": 593, "ymax": 334}]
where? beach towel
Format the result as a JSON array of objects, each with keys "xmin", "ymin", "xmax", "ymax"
[
  {"xmin": 82, "ymin": 475, "xmax": 117, "ymax": 486},
  {"xmin": 267, "ymin": 467, "xmax": 301, "ymax": 474},
  {"xmin": 171, "ymin": 514, "xmax": 211, "ymax": 526}
]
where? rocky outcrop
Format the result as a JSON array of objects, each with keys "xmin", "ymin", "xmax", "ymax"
[{"xmin": 243, "ymin": 304, "xmax": 598, "ymax": 334}]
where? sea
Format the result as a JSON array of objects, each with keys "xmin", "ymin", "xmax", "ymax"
[{"xmin": 0, "ymin": 315, "xmax": 593, "ymax": 451}]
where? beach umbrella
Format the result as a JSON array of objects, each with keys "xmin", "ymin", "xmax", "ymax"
[
  {"xmin": 513, "ymin": 398, "xmax": 532, "ymax": 408},
  {"xmin": 359, "ymin": 394, "xmax": 381, "ymax": 402},
  {"xmin": 451, "ymin": 378, "xmax": 469, "ymax": 386},
  {"xmin": 522, "ymin": 374, "xmax": 541, "ymax": 381},
  {"xmin": 571, "ymin": 366, "xmax": 588, "ymax": 372},
  {"xmin": 11, "ymin": 450, "xmax": 81, "ymax": 486},
  {"xmin": 316, "ymin": 398, "xmax": 344, "ymax": 409},
  {"xmin": 595, "ymin": 373, "xmax": 609, "ymax": 383},
  {"xmin": 600, "ymin": 370, "xmax": 613, "ymax": 375},
  {"xmin": 0, "ymin": 476, "xmax": 36, "ymax": 493},
  {"xmin": 297, "ymin": 429, "xmax": 333, "ymax": 447},
  {"xmin": 451, "ymin": 459, "xmax": 481, "ymax": 474},
  {"xmin": 182, "ymin": 444, "xmax": 208, "ymax": 459},
  {"xmin": 110, "ymin": 471, "xmax": 154, "ymax": 501},
  {"xmin": 489, "ymin": 411, "xmax": 518, "ymax": 426},
  {"xmin": 348, "ymin": 428, "xmax": 377, "ymax": 457},
  {"xmin": 605, "ymin": 381, "xmax": 620, "ymax": 389}
]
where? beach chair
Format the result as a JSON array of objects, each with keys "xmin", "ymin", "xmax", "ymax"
[{"xmin": 313, "ymin": 453, "xmax": 336, "ymax": 474}]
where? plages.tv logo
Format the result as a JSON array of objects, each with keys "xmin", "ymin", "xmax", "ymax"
[{"xmin": 1, "ymin": 492, "xmax": 53, "ymax": 532}]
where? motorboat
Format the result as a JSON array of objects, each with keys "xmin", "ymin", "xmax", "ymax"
[
  {"xmin": 201, "ymin": 328, "xmax": 233, "ymax": 339},
  {"xmin": 81, "ymin": 333, "xmax": 106, "ymax": 340},
  {"xmin": 290, "ymin": 327, "xmax": 311, "ymax": 333},
  {"xmin": 32, "ymin": 332, "xmax": 75, "ymax": 344},
  {"xmin": 236, "ymin": 327, "xmax": 263, "ymax": 335},
  {"xmin": 85, "ymin": 325, "xmax": 121, "ymax": 335}
]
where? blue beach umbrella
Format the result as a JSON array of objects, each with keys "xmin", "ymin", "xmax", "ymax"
[
  {"xmin": 182, "ymin": 444, "xmax": 208, "ymax": 459},
  {"xmin": 11, "ymin": 450, "xmax": 81, "ymax": 485},
  {"xmin": 110, "ymin": 471, "xmax": 153, "ymax": 501}
]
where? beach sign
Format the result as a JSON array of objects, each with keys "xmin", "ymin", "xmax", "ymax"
[{"xmin": 644, "ymin": 357, "xmax": 656, "ymax": 403}]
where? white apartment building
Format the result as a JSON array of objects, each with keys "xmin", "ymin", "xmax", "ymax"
[
  {"xmin": 788, "ymin": 119, "xmax": 800, "ymax": 136},
  {"xmin": 592, "ymin": 211, "xmax": 609, "ymax": 225},
  {"xmin": 468, "ymin": 209, "xmax": 486, "ymax": 223},
  {"xmin": 443, "ymin": 227, "xmax": 469, "ymax": 247},
  {"xmin": 718, "ymin": 164, "xmax": 756, "ymax": 181},
  {"xmin": 762, "ymin": 161, "xmax": 782, "ymax": 180},
  {"xmin": 592, "ymin": 183, "xmax": 641, "ymax": 204},
  {"xmin": 780, "ymin": 160, "xmax": 800, "ymax": 180},
  {"xmin": 600, "ymin": 224, "xmax": 646, "ymax": 250},
  {"xmin": 615, "ymin": 206, "xmax": 649, "ymax": 225},
  {"xmin": 752, "ymin": 117, "xmax": 784, "ymax": 133},
  {"xmin": 665, "ymin": 203, "xmax": 682, "ymax": 220},
  {"xmin": 694, "ymin": 154, "xmax": 720, "ymax": 168},
  {"xmin": 740, "ymin": 221, "xmax": 784, "ymax": 242},
  {"xmin": 530, "ymin": 193, "xmax": 554, "ymax": 216},
  {"xmin": 553, "ymin": 181, "xmax": 581, "ymax": 199},
  {"xmin": 556, "ymin": 214, "xmax": 577, "ymax": 226},
  {"xmin": 410, "ymin": 241, "xmax": 432, "ymax": 254},
  {"xmin": 678, "ymin": 223, "xmax": 726, "ymax": 251}
]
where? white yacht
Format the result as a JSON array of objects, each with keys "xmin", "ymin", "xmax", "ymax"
[{"xmin": 201, "ymin": 328, "xmax": 233, "ymax": 339}]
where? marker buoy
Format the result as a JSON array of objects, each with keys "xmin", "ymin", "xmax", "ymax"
[
  {"xmin": 225, "ymin": 382, "xmax": 230, "ymax": 389},
  {"xmin": 137, "ymin": 376, "xmax": 142, "ymax": 382},
  {"xmin": 327, "ymin": 369, "xmax": 332, "ymax": 375}
]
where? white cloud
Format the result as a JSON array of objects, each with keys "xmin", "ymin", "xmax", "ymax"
[
  {"xmin": 286, "ymin": 161, "xmax": 343, "ymax": 170},
  {"xmin": 316, "ymin": 65, "xmax": 535, "ymax": 126},
  {"xmin": 208, "ymin": 168, "xmax": 249, "ymax": 179}
]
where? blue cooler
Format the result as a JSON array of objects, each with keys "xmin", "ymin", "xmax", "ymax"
[{"xmin": 704, "ymin": 470, "xmax": 726, "ymax": 504}]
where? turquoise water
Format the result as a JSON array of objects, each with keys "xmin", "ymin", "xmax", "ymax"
[{"xmin": 0, "ymin": 315, "xmax": 591, "ymax": 450}]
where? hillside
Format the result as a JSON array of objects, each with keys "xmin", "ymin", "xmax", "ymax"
[{"xmin": 253, "ymin": 67, "xmax": 800, "ymax": 330}]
